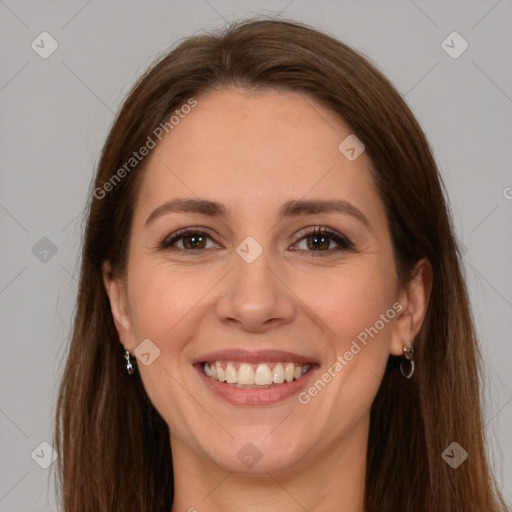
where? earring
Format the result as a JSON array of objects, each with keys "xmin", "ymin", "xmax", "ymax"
[
  {"xmin": 124, "ymin": 349, "xmax": 135, "ymax": 375},
  {"xmin": 399, "ymin": 343, "xmax": 415, "ymax": 379}
]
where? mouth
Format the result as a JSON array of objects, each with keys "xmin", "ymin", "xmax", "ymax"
[
  {"xmin": 193, "ymin": 349, "xmax": 319, "ymax": 405},
  {"xmin": 201, "ymin": 361, "xmax": 312, "ymax": 388}
]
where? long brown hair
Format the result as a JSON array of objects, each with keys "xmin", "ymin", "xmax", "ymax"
[{"xmin": 54, "ymin": 18, "xmax": 509, "ymax": 511}]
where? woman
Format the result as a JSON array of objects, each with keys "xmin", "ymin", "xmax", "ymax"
[{"xmin": 54, "ymin": 19, "xmax": 509, "ymax": 512}]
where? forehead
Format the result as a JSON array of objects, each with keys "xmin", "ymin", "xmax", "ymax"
[{"xmin": 136, "ymin": 87, "xmax": 381, "ymax": 220}]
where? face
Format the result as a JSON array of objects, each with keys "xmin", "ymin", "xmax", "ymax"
[{"xmin": 104, "ymin": 87, "xmax": 425, "ymax": 476}]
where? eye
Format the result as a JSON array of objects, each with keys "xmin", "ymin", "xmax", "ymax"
[
  {"xmin": 291, "ymin": 226, "xmax": 353, "ymax": 255},
  {"xmin": 157, "ymin": 226, "xmax": 353, "ymax": 255},
  {"xmin": 158, "ymin": 229, "xmax": 220, "ymax": 251}
]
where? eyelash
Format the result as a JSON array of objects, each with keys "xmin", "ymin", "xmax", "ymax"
[{"xmin": 157, "ymin": 226, "xmax": 354, "ymax": 257}]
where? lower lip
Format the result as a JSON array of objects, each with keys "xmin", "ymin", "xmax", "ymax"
[{"xmin": 195, "ymin": 364, "xmax": 318, "ymax": 406}]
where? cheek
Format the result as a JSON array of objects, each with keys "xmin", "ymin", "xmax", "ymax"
[
  {"xmin": 123, "ymin": 260, "xmax": 217, "ymax": 430},
  {"xmin": 294, "ymin": 260, "xmax": 397, "ymax": 350},
  {"xmin": 296, "ymin": 266, "xmax": 397, "ymax": 409},
  {"xmin": 126, "ymin": 259, "xmax": 218, "ymax": 343}
]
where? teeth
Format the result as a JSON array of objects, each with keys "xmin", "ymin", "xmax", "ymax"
[
  {"xmin": 204, "ymin": 361, "xmax": 312, "ymax": 386},
  {"xmin": 272, "ymin": 363, "xmax": 285, "ymax": 383},
  {"xmin": 238, "ymin": 363, "xmax": 255, "ymax": 384},
  {"xmin": 254, "ymin": 364, "xmax": 273, "ymax": 385},
  {"xmin": 225, "ymin": 363, "xmax": 237, "ymax": 384},
  {"xmin": 215, "ymin": 361, "xmax": 225, "ymax": 382},
  {"xmin": 285, "ymin": 363, "xmax": 294, "ymax": 382}
]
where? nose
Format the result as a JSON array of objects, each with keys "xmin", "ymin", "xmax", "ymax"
[{"xmin": 215, "ymin": 250, "xmax": 296, "ymax": 333}]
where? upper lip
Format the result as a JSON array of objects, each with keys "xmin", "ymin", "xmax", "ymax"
[{"xmin": 193, "ymin": 349, "xmax": 319, "ymax": 365}]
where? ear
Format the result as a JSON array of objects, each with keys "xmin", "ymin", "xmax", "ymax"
[
  {"xmin": 102, "ymin": 261, "xmax": 132, "ymax": 350},
  {"xmin": 390, "ymin": 258, "xmax": 433, "ymax": 356}
]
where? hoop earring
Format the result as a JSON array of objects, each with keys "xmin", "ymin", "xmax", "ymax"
[
  {"xmin": 124, "ymin": 349, "xmax": 135, "ymax": 375},
  {"xmin": 399, "ymin": 343, "xmax": 415, "ymax": 379}
]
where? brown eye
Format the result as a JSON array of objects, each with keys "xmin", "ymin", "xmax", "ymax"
[
  {"xmin": 182, "ymin": 233, "xmax": 207, "ymax": 249},
  {"xmin": 293, "ymin": 227, "xmax": 353, "ymax": 255},
  {"xmin": 306, "ymin": 233, "xmax": 331, "ymax": 251},
  {"xmin": 159, "ymin": 230, "xmax": 220, "ymax": 251}
]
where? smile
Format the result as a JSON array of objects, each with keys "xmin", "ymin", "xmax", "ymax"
[
  {"xmin": 203, "ymin": 361, "xmax": 312, "ymax": 387},
  {"xmin": 193, "ymin": 350, "xmax": 319, "ymax": 406}
]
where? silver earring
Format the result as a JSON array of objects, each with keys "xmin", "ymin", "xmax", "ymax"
[
  {"xmin": 124, "ymin": 349, "xmax": 135, "ymax": 375},
  {"xmin": 399, "ymin": 343, "xmax": 415, "ymax": 379}
]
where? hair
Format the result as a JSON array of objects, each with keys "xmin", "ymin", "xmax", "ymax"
[{"xmin": 54, "ymin": 18, "xmax": 509, "ymax": 512}]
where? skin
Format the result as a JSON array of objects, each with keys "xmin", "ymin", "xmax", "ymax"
[{"xmin": 103, "ymin": 87, "xmax": 431, "ymax": 512}]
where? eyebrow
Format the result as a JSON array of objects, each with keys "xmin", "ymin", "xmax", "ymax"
[
  {"xmin": 145, "ymin": 199, "xmax": 227, "ymax": 226},
  {"xmin": 145, "ymin": 198, "xmax": 372, "ymax": 232}
]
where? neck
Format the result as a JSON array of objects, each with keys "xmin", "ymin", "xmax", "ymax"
[{"xmin": 170, "ymin": 422, "xmax": 367, "ymax": 512}]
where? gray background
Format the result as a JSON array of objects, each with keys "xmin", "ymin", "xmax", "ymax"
[{"xmin": 1, "ymin": 1, "xmax": 511, "ymax": 510}]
